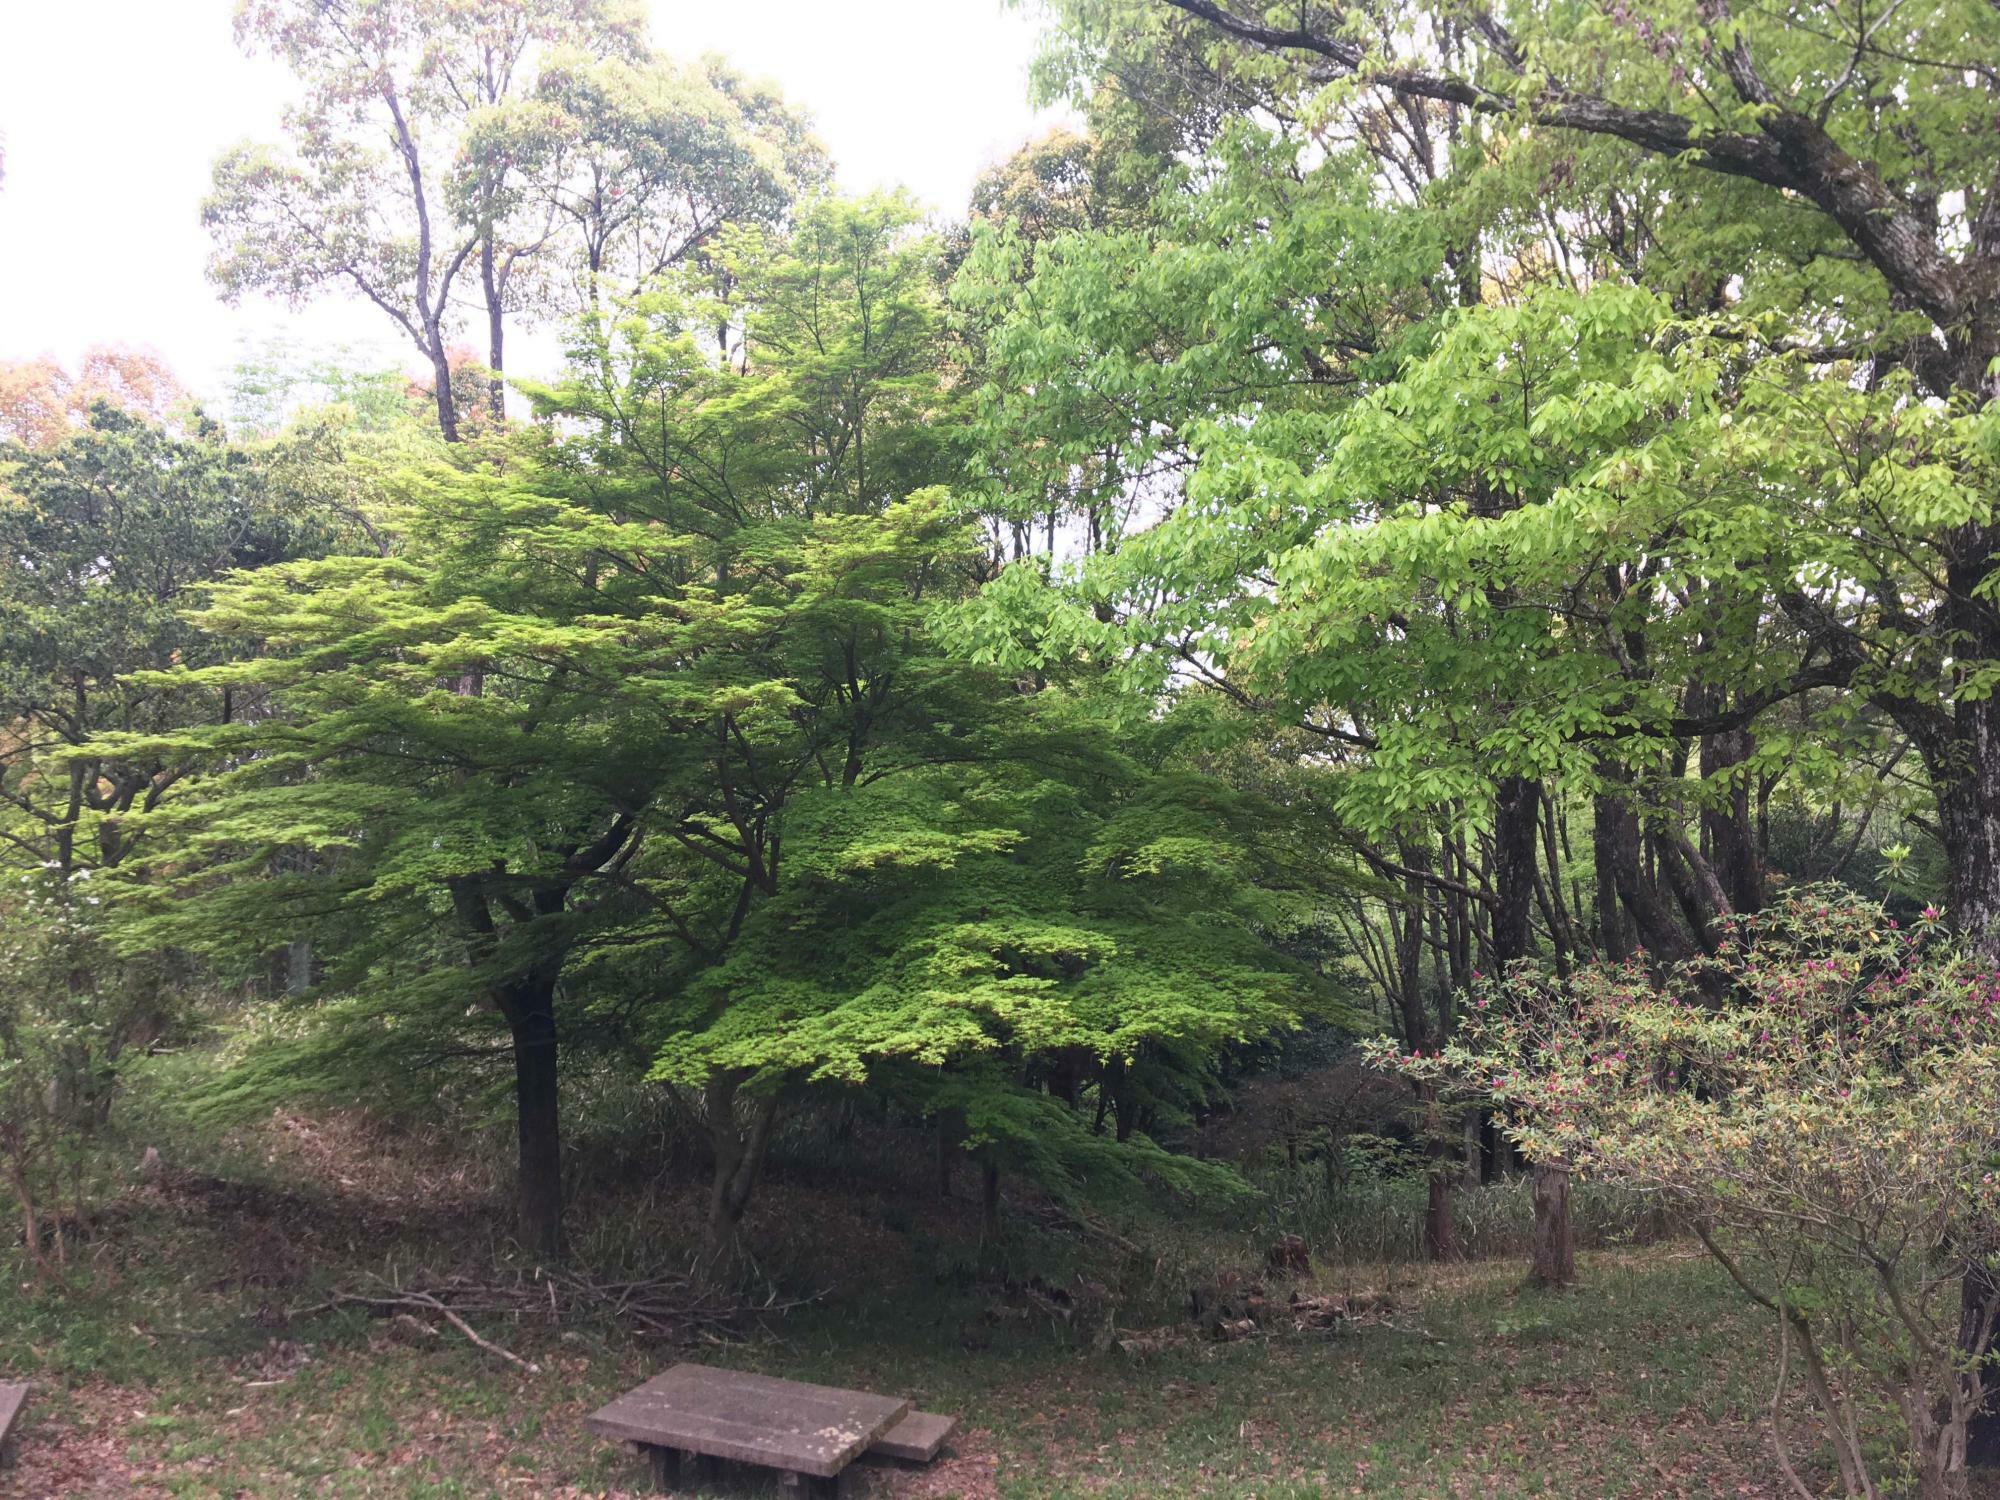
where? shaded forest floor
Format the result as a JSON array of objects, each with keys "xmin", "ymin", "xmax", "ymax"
[{"xmin": 0, "ymin": 1110, "xmax": 1898, "ymax": 1497}]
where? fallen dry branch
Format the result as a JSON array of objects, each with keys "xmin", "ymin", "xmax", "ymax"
[
  {"xmin": 284, "ymin": 1266, "xmax": 813, "ymax": 1365},
  {"xmin": 410, "ymin": 1291, "xmax": 541, "ymax": 1374},
  {"xmin": 284, "ymin": 1290, "xmax": 540, "ymax": 1373}
]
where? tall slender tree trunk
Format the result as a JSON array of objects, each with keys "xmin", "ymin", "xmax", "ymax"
[
  {"xmin": 426, "ymin": 334, "xmax": 460, "ymax": 443},
  {"xmin": 935, "ymin": 1114, "xmax": 956, "ymax": 1198},
  {"xmin": 1935, "ymin": 687, "xmax": 2000, "ymax": 1463},
  {"xmin": 508, "ymin": 983, "xmax": 562, "ymax": 1260},
  {"xmin": 1700, "ymin": 723, "xmax": 1765, "ymax": 912},
  {"xmin": 285, "ymin": 937, "xmax": 312, "ymax": 996},
  {"xmin": 1108, "ymin": 1055, "xmax": 1136, "ymax": 1144},
  {"xmin": 1592, "ymin": 794, "xmax": 1632, "ymax": 961},
  {"xmin": 480, "ymin": 238, "xmax": 506, "ymax": 423},
  {"xmin": 1937, "ymin": 730, "xmax": 2000, "ymax": 952},
  {"xmin": 1, "ymin": 1155, "xmax": 51, "ymax": 1282},
  {"xmin": 1594, "ymin": 777, "xmax": 1697, "ymax": 963},
  {"xmin": 1494, "ymin": 778, "xmax": 1576, "ymax": 1284},
  {"xmin": 1492, "ymin": 776, "xmax": 1540, "ymax": 968}
]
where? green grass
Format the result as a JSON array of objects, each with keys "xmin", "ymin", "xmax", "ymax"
[
  {"xmin": 0, "ymin": 1240, "xmax": 1797, "ymax": 1494},
  {"xmin": 0, "ymin": 1116, "xmax": 1821, "ymax": 1497},
  {"xmin": 746, "ymin": 1249, "xmax": 1785, "ymax": 1498}
]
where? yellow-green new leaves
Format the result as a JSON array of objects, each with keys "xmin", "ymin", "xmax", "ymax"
[{"xmin": 644, "ymin": 744, "xmax": 1346, "ymax": 1102}]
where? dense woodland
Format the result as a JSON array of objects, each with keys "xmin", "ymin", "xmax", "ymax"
[{"xmin": 7, "ymin": 0, "xmax": 2000, "ymax": 1495}]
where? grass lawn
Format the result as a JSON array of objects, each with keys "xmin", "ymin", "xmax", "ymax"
[{"xmin": 0, "ymin": 1120, "xmax": 1848, "ymax": 1497}]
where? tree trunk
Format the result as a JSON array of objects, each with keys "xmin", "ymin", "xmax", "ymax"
[
  {"xmin": 1492, "ymin": 784, "xmax": 1573, "ymax": 1284},
  {"xmin": 1110, "ymin": 1058, "xmax": 1136, "ymax": 1144},
  {"xmin": 1527, "ymin": 1161, "xmax": 1576, "ymax": 1288},
  {"xmin": 285, "ymin": 937, "xmax": 312, "ymax": 997},
  {"xmin": 980, "ymin": 1157, "xmax": 1001, "ymax": 1242},
  {"xmin": 698, "ymin": 1072, "xmax": 780, "ymax": 1286},
  {"xmin": 480, "ymin": 237, "xmax": 506, "ymax": 423},
  {"xmin": 1491, "ymin": 776, "xmax": 1540, "ymax": 968},
  {"xmin": 1928, "ymin": 698, "xmax": 2000, "ymax": 1464},
  {"xmin": 1424, "ymin": 1159, "xmax": 1456, "ymax": 1261},
  {"xmin": 1592, "ymin": 793, "xmax": 1632, "ymax": 961},
  {"xmin": 1700, "ymin": 722, "xmax": 1765, "ymax": 911},
  {"xmin": 1938, "ymin": 731, "xmax": 2000, "ymax": 953},
  {"xmin": 1960, "ymin": 1263, "xmax": 2000, "ymax": 1469},
  {"xmin": 509, "ymin": 992, "xmax": 562, "ymax": 1260},
  {"xmin": 1595, "ymin": 783, "xmax": 1697, "ymax": 963},
  {"xmin": 426, "ymin": 336, "xmax": 460, "ymax": 443},
  {"xmin": 1, "ymin": 1156, "xmax": 51, "ymax": 1282}
]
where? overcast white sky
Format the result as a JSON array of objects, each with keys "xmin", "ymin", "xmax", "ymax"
[{"xmin": 0, "ymin": 0, "xmax": 1064, "ymax": 402}]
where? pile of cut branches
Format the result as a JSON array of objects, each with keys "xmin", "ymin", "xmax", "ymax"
[{"xmin": 287, "ymin": 1267, "xmax": 810, "ymax": 1372}]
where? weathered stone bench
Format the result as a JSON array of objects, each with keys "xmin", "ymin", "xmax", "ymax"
[
  {"xmin": 0, "ymin": 1381, "xmax": 29, "ymax": 1470},
  {"xmin": 586, "ymin": 1363, "xmax": 936, "ymax": 1496},
  {"xmin": 868, "ymin": 1408, "xmax": 958, "ymax": 1464}
]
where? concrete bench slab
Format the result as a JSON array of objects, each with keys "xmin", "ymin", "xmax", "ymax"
[
  {"xmin": 586, "ymin": 1363, "xmax": 909, "ymax": 1488},
  {"xmin": 867, "ymin": 1409, "xmax": 957, "ymax": 1463},
  {"xmin": 0, "ymin": 1381, "xmax": 29, "ymax": 1469}
]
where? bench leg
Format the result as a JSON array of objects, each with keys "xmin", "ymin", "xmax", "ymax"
[
  {"xmin": 779, "ymin": 1472, "xmax": 839, "ymax": 1499},
  {"xmin": 645, "ymin": 1444, "xmax": 682, "ymax": 1491}
]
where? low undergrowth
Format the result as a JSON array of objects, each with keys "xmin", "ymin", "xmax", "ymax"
[{"xmin": 0, "ymin": 1104, "xmax": 1877, "ymax": 1498}]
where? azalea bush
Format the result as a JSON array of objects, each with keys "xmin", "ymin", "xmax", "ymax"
[{"xmin": 1371, "ymin": 886, "xmax": 2000, "ymax": 1499}]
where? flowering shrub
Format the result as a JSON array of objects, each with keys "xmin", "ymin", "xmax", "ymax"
[{"xmin": 1367, "ymin": 886, "xmax": 2000, "ymax": 1499}]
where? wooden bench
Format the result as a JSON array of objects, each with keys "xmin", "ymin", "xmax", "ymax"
[
  {"xmin": 0, "ymin": 1382, "xmax": 29, "ymax": 1470},
  {"xmin": 586, "ymin": 1363, "xmax": 911, "ymax": 1496}
]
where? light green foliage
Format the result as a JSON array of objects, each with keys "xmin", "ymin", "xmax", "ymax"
[
  {"xmin": 640, "ymin": 708, "xmax": 1350, "ymax": 1163},
  {"xmin": 0, "ymin": 407, "xmax": 311, "ymax": 879},
  {"xmin": 474, "ymin": 49, "xmax": 826, "ymax": 312},
  {"xmin": 1007, "ymin": 0, "xmax": 2000, "ymax": 961},
  {"xmin": 0, "ymin": 407, "xmax": 332, "ymax": 1254},
  {"xmin": 118, "ymin": 194, "xmax": 1334, "ymax": 1250},
  {"xmin": 950, "ymin": 47, "xmax": 1993, "ymax": 952}
]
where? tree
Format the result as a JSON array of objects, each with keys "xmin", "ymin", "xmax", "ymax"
[
  {"xmin": 205, "ymin": 0, "xmax": 642, "ymax": 438},
  {"xmin": 133, "ymin": 189, "xmax": 1338, "ymax": 1278},
  {"xmin": 0, "ymin": 408, "xmax": 315, "ymax": 1254},
  {"xmin": 952, "ymin": 126, "xmax": 1558, "ymax": 1258},
  {"xmin": 473, "ymin": 50, "xmax": 826, "ymax": 326},
  {"xmin": 1038, "ymin": 0, "xmax": 2000, "ymax": 950},
  {"xmin": 514, "ymin": 195, "xmax": 982, "ymax": 1270},
  {"xmin": 1380, "ymin": 890, "xmax": 2000, "ymax": 1499},
  {"xmin": 108, "ymin": 446, "xmax": 693, "ymax": 1257},
  {"xmin": 537, "ymin": 244, "xmax": 1342, "ymax": 1258},
  {"xmin": 966, "ymin": 0, "xmax": 2000, "ymax": 1283},
  {"xmin": 636, "ymin": 684, "xmax": 1346, "ymax": 1270},
  {"xmin": 124, "ymin": 195, "xmax": 960, "ymax": 1259},
  {"xmin": 0, "ymin": 347, "xmax": 190, "ymax": 448},
  {"xmin": 0, "ymin": 407, "xmax": 302, "ymax": 883}
]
